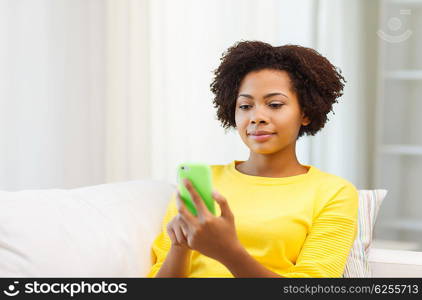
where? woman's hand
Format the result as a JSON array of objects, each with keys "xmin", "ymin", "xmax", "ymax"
[
  {"xmin": 176, "ymin": 179, "xmax": 242, "ymax": 263},
  {"xmin": 166, "ymin": 213, "xmax": 190, "ymax": 251}
]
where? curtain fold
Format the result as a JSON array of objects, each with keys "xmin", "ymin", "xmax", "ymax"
[
  {"xmin": 105, "ymin": 0, "xmax": 151, "ymax": 183},
  {"xmin": 310, "ymin": 0, "xmax": 377, "ymax": 188}
]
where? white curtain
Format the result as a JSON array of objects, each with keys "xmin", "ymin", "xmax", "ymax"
[
  {"xmin": 0, "ymin": 0, "xmax": 374, "ymax": 190},
  {"xmin": 311, "ymin": 0, "xmax": 378, "ymax": 189},
  {"xmin": 105, "ymin": 0, "xmax": 151, "ymax": 183},
  {"xmin": 0, "ymin": 0, "xmax": 106, "ymax": 190}
]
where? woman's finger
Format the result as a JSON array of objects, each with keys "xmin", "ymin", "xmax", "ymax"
[
  {"xmin": 176, "ymin": 190, "xmax": 198, "ymax": 227},
  {"xmin": 167, "ymin": 226, "xmax": 178, "ymax": 245},
  {"xmin": 183, "ymin": 178, "xmax": 211, "ymax": 220},
  {"xmin": 178, "ymin": 214, "xmax": 190, "ymax": 236},
  {"xmin": 212, "ymin": 190, "xmax": 234, "ymax": 221},
  {"xmin": 174, "ymin": 224, "xmax": 187, "ymax": 245}
]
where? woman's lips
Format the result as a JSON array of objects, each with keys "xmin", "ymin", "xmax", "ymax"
[{"xmin": 248, "ymin": 133, "xmax": 276, "ymax": 142}]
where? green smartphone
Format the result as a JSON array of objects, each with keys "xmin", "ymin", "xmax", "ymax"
[{"xmin": 177, "ymin": 162, "xmax": 216, "ymax": 216}]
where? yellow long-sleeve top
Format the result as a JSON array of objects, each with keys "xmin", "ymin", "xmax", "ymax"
[{"xmin": 147, "ymin": 160, "xmax": 358, "ymax": 278}]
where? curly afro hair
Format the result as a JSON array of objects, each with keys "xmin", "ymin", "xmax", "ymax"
[{"xmin": 210, "ymin": 40, "xmax": 346, "ymax": 140}]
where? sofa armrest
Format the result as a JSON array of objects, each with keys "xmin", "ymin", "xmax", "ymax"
[{"xmin": 368, "ymin": 247, "xmax": 422, "ymax": 277}]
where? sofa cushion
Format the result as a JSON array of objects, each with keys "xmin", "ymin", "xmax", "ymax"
[
  {"xmin": 0, "ymin": 180, "xmax": 173, "ymax": 277},
  {"xmin": 343, "ymin": 189, "xmax": 387, "ymax": 277}
]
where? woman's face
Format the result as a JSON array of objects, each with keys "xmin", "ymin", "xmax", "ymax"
[{"xmin": 235, "ymin": 68, "xmax": 310, "ymax": 154}]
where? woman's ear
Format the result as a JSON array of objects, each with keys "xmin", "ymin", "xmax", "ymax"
[{"xmin": 301, "ymin": 115, "xmax": 311, "ymax": 126}]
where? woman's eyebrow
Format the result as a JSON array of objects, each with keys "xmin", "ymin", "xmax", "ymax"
[{"xmin": 237, "ymin": 92, "xmax": 288, "ymax": 99}]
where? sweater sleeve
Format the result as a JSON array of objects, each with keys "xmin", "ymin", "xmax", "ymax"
[
  {"xmin": 146, "ymin": 194, "xmax": 178, "ymax": 278},
  {"xmin": 280, "ymin": 184, "xmax": 359, "ymax": 278}
]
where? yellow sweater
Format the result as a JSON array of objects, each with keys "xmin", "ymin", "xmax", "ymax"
[{"xmin": 147, "ymin": 160, "xmax": 358, "ymax": 278}]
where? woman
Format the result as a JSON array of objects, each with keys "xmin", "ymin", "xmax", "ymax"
[{"xmin": 147, "ymin": 40, "xmax": 358, "ymax": 278}]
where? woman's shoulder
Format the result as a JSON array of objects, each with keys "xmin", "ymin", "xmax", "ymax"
[
  {"xmin": 309, "ymin": 167, "xmax": 358, "ymax": 208},
  {"xmin": 307, "ymin": 168, "xmax": 359, "ymax": 219},
  {"xmin": 209, "ymin": 162, "xmax": 230, "ymax": 176},
  {"xmin": 209, "ymin": 163, "xmax": 226, "ymax": 171},
  {"xmin": 312, "ymin": 166, "xmax": 358, "ymax": 191}
]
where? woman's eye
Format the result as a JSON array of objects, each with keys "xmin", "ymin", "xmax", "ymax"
[
  {"xmin": 239, "ymin": 104, "xmax": 283, "ymax": 110},
  {"xmin": 269, "ymin": 103, "xmax": 283, "ymax": 108}
]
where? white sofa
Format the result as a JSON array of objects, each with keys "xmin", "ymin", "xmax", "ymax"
[
  {"xmin": 368, "ymin": 248, "xmax": 422, "ymax": 277},
  {"xmin": 1, "ymin": 179, "xmax": 421, "ymax": 277}
]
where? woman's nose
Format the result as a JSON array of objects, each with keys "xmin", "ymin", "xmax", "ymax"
[
  {"xmin": 251, "ymin": 119, "xmax": 267, "ymax": 124},
  {"xmin": 250, "ymin": 107, "xmax": 269, "ymax": 124}
]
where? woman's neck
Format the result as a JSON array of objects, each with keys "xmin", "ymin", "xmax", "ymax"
[{"xmin": 235, "ymin": 153, "xmax": 308, "ymax": 178}]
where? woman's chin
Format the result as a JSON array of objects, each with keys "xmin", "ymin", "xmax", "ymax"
[{"xmin": 249, "ymin": 145, "xmax": 279, "ymax": 154}]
